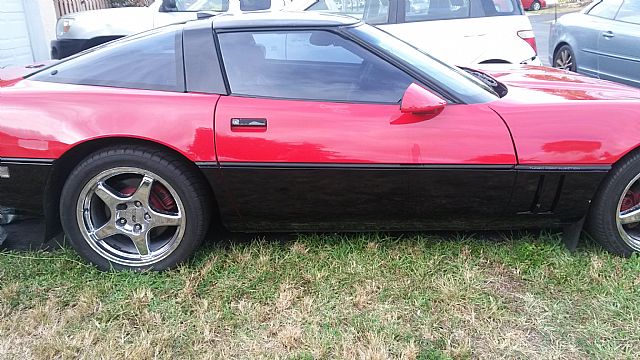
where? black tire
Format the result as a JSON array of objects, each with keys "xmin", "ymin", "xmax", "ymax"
[
  {"xmin": 553, "ymin": 44, "xmax": 577, "ymax": 72},
  {"xmin": 587, "ymin": 151, "xmax": 640, "ymax": 257},
  {"xmin": 60, "ymin": 145, "xmax": 211, "ymax": 271},
  {"xmin": 530, "ymin": 0, "xmax": 541, "ymax": 11}
]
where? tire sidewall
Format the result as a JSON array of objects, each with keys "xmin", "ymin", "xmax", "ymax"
[
  {"xmin": 60, "ymin": 151, "xmax": 205, "ymax": 271},
  {"xmin": 588, "ymin": 157, "xmax": 640, "ymax": 256}
]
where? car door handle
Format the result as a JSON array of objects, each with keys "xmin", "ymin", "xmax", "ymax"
[
  {"xmin": 602, "ymin": 31, "xmax": 615, "ymax": 39},
  {"xmin": 231, "ymin": 118, "xmax": 267, "ymax": 127},
  {"xmin": 230, "ymin": 118, "xmax": 267, "ymax": 131}
]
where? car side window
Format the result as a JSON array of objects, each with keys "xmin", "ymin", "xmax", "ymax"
[
  {"xmin": 615, "ymin": 0, "xmax": 640, "ymax": 24},
  {"xmin": 308, "ymin": 0, "xmax": 390, "ymax": 24},
  {"xmin": 405, "ymin": 0, "xmax": 520, "ymax": 22},
  {"xmin": 30, "ymin": 29, "xmax": 184, "ymax": 92},
  {"xmin": 406, "ymin": 0, "xmax": 472, "ymax": 21},
  {"xmin": 218, "ymin": 30, "xmax": 414, "ymax": 103},
  {"xmin": 589, "ymin": 0, "xmax": 623, "ymax": 19}
]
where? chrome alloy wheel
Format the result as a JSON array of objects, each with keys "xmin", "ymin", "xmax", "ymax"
[
  {"xmin": 616, "ymin": 172, "xmax": 640, "ymax": 251},
  {"xmin": 76, "ymin": 167, "xmax": 185, "ymax": 267},
  {"xmin": 555, "ymin": 49, "xmax": 573, "ymax": 70}
]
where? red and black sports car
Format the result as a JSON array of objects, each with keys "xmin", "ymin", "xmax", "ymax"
[{"xmin": 2, "ymin": 12, "xmax": 640, "ymax": 271}]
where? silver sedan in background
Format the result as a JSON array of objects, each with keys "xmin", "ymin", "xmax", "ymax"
[{"xmin": 549, "ymin": 0, "xmax": 640, "ymax": 87}]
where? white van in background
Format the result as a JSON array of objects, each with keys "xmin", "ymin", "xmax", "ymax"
[{"xmin": 292, "ymin": 0, "xmax": 540, "ymax": 65}]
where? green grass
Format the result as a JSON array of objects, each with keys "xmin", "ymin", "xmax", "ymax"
[{"xmin": 1, "ymin": 232, "xmax": 640, "ymax": 359}]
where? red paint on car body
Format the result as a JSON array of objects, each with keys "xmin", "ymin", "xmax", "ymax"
[
  {"xmin": 0, "ymin": 80, "xmax": 218, "ymax": 161},
  {"xmin": 215, "ymin": 95, "xmax": 516, "ymax": 165},
  {"xmin": 481, "ymin": 65, "xmax": 640, "ymax": 165},
  {"xmin": 1, "ymin": 65, "xmax": 640, "ymax": 170}
]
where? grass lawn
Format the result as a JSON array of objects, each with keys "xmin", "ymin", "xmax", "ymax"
[{"xmin": 1, "ymin": 232, "xmax": 639, "ymax": 359}]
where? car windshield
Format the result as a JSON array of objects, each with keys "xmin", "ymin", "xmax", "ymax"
[{"xmin": 347, "ymin": 24, "xmax": 499, "ymax": 103}]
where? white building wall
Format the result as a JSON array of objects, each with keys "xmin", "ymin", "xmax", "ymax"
[
  {"xmin": 0, "ymin": 0, "xmax": 57, "ymax": 67},
  {"xmin": 0, "ymin": 0, "xmax": 33, "ymax": 66}
]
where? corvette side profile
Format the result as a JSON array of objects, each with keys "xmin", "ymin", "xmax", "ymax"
[{"xmin": 2, "ymin": 12, "xmax": 640, "ymax": 271}]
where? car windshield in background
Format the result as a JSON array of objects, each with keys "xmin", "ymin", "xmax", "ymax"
[
  {"xmin": 347, "ymin": 24, "xmax": 499, "ymax": 102},
  {"xmin": 308, "ymin": 0, "xmax": 523, "ymax": 24},
  {"xmin": 175, "ymin": 0, "xmax": 230, "ymax": 11}
]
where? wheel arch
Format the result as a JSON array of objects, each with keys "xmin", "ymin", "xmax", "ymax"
[
  {"xmin": 43, "ymin": 137, "xmax": 220, "ymax": 241},
  {"xmin": 586, "ymin": 145, "xmax": 640, "ymax": 215},
  {"xmin": 553, "ymin": 41, "xmax": 571, "ymax": 59}
]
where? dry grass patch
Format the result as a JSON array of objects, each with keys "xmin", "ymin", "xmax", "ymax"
[{"xmin": 1, "ymin": 232, "xmax": 640, "ymax": 359}]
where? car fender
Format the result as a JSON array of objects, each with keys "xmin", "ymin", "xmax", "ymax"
[{"xmin": 549, "ymin": 17, "xmax": 578, "ymax": 65}]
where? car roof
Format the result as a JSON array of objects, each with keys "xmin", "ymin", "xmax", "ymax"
[{"xmin": 207, "ymin": 10, "xmax": 360, "ymax": 29}]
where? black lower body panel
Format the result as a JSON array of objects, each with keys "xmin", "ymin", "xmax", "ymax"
[
  {"xmin": 0, "ymin": 159, "xmax": 51, "ymax": 216},
  {"xmin": 200, "ymin": 163, "xmax": 610, "ymax": 233}
]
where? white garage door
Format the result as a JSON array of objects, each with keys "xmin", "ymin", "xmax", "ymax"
[{"xmin": 0, "ymin": 0, "xmax": 34, "ymax": 67}]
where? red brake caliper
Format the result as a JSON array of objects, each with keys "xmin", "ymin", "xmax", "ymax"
[
  {"xmin": 120, "ymin": 183, "xmax": 176, "ymax": 212},
  {"xmin": 620, "ymin": 190, "xmax": 640, "ymax": 212}
]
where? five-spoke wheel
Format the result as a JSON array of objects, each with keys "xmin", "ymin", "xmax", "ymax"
[
  {"xmin": 61, "ymin": 146, "xmax": 210, "ymax": 271},
  {"xmin": 77, "ymin": 168, "xmax": 185, "ymax": 266}
]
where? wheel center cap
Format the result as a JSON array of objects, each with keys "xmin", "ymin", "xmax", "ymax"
[{"xmin": 116, "ymin": 206, "xmax": 145, "ymax": 225}]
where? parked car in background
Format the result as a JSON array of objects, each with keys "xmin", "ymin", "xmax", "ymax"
[
  {"xmin": 549, "ymin": 0, "xmax": 640, "ymax": 87},
  {"xmin": 4, "ymin": 12, "xmax": 640, "ymax": 271},
  {"xmin": 51, "ymin": 0, "xmax": 284, "ymax": 59},
  {"xmin": 294, "ymin": 0, "xmax": 540, "ymax": 65},
  {"xmin": 521, "ymin": 0, "xmax": 545, "ymax": 11}
]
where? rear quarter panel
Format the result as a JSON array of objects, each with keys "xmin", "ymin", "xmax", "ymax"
[{"xmin": 0, "ymin": 80, "xmax": 218, "ymax": 161}]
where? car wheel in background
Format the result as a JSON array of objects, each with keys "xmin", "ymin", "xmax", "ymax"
[
  {"xmin": 60, "ymin": 146, "xmax": 210, "ymax": 271},
  {"xmin": 588, "ymin": 151, "xmax": 640, "ymax": 257},
  {"xmin": 553, "ymin": 45, "xmax": 576, "ymax": 72},
  {"xmin": 530, "ymin": 0, "xmax": 542, "ymax": 11}
]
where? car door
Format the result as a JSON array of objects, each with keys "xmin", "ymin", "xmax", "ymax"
[
  {"xmin": 564, "ymin": 1, "xmax": 623, "ymax": 78},
  {"xmin": 581, "ymin": 0, "xmax": 622, "ymax": 78},
  {"xmin": 213, "ymin": 29, "xmax": 516, "ymax": 231},
  {"xmin": 597, "ymin": 0, "xmax": 640, "ymax": 87}
]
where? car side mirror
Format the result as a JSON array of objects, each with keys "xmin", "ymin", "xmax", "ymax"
[
  {"xmin": 400, "ymin": 83, "xmax": 446, "ymax": 117},
  {"xmin": 160, "ymin": 0, "xmax": 177, "ymax": 12}
]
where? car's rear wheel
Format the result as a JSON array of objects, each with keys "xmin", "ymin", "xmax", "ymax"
[
  {"xmin": 530, "ymin": 0, "xmax": 542, "ymax": 11},
  {"xmin": 60, "ymin": 146, "xmax": 210, "ymax": 271},
  {"xmin": 588, "ymin": 152, "xmax": 640, "ymax": 257},
  {"xmin": 553, "ymin": 45, "xmax": 576, "ymax": 72}
]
